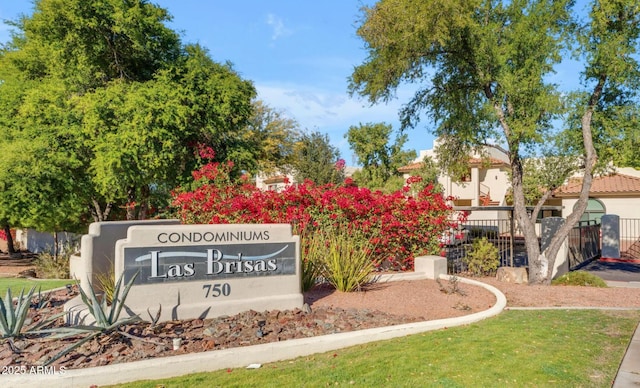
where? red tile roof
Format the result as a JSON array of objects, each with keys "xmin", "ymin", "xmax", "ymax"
[
  {"xmin": 397, "ymin": 162, "xmax": 425, "ymax": 173},
  {"xmin": 468, "ymin": 157, "xmax": 510, "ymax": 166},
  {"xmin": 262, "ymin": 175, "xmax": 288, "ymax": 185},
  {"xmin": 554, "ymin": 173, "xmax": 640, "ymax": 197}
]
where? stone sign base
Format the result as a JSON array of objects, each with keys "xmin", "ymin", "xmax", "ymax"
[
  {"xmin": 64, "ymin": 281, "xmax": 303, "ymax": 324},
  {"xmin": 65, "ymin": 222, "xmax": 302, "ymax": 324},
  {"xmin": 126, "ymin": 277, "xmax": 303, "ymax": 322}
]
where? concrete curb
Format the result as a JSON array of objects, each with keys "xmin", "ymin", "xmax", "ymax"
[
  {"xmin": 607, "ymin": 280, "xmax": 640, "ymax": 288},
  {"xmin": 2, "ymin": 274, "xmax": 507, "ymax": 388},
  {"xmin": 613, "ymin": 322, "xmax": 640, "ymax": 388}
]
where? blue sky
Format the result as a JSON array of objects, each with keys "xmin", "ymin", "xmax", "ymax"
[{"xmin": 0, "ymin": 0, "xmax": 434, "ymax": 166}]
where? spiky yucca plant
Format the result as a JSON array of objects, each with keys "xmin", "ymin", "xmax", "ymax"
[
  {"xmin": 300, "ymin": 234, "xmax": 324, "ymax": 291},
  {"xmin": 319, "ymin": 230, "xmax": 377, "ymax": 292}
]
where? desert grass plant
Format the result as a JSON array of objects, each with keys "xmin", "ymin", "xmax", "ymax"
[
  {"xmin": 95, "ymin": 261, "xmax": 116, "ymax": 304},
  {"xmin": 319, "ymin": 229, "xmax": 378, "ymax": 292},
  {"xmin": 552, "ymin": 270, "xmax": 608, "ymax": 287},
  {"xmin": 34, "ymin": 250, "xmax": 71, "ymax": 279},
  {"xmin": 300, "ymin": 234, "xmax": 325, "ymax": 292},
  {"xmin": 463, "ymin": 237, "xmax": 500, "ymax": 276},
  {"xmin": 40, "ymin": 272, "xmax": 143, "ymax": 366}
]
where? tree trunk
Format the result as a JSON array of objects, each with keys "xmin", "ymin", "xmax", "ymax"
[
  {"xmin": 510, "ymin": 154, "xmax": 545, "ymax": 283},
  {"xmin": 103, "ymin": 202, "xmax": 113, "ymax": 221},
  {"xmin": 521, "ymin": 78, "xmax": 601, "ymax": 284},
  {"xmin": 539, "ymin": 76, "xmax": 603, "ymax": 282},
  {"xmin": 53, "ymin": 230, "xmax": 59, "ymax": 261},
  {"xmin": 138, "ymin": 185, "xmax": 150, "ymax": 220},
  {"xmin": 90, "ymin": 199, "xmax": 114, "ymax": 223},
  {"xmin": 126, "ymin": 187, "xmax": 136, "ymax": 221},
  {"xmin": 491, "ymin": 67, "xmax": 604, "ymax": 284},
  {"xmin": 3, "ymin": 224, "xmax": 16, "ymax": 254},
  {"xmin": 491, "ymin": 96, "xmax": 547, "ymax": 284},
  {"xmin": 90, "ymin": 199, "xmax": 104, "ymax": 222}
]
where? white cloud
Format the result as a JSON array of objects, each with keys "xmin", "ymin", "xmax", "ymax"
[
  {"xmin": 254, "ymin": 82, "xmax": 435, "ymax": 161},
  {"xmin": 266, "ymin": 13, "xmax": 292, "ymax": 41},
  {"xmin": 256, "ymin": 82, "xmax": 401, "ymax": 131}
]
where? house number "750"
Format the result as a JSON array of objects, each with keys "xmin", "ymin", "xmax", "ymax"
[{"xmin": 202, "ymin": 283, "xmax": 231, "ymax": 298}]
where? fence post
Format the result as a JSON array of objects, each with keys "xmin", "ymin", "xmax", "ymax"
[
  {"xmin": 541, "ymin": 217, "xmax": 569, "ymax": 278},
  {"xmin": 601, "ymin": 214, "xmax": 620, "ymax": 260}
]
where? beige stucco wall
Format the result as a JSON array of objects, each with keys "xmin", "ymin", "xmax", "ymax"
[
  {"xmin": 561, "ymin": 197, "xmax": 640, "ymax": 220},
  {"xmin": 480, "ymin": 167, "xmax": 510, "ymax": 205},
  {"xmin": 409, "ymin": 141, "xmax": 511, "ymax": 207},
  {"xmin": 255, "ymin": 170, "xmax": 295, "ymax": 192}
]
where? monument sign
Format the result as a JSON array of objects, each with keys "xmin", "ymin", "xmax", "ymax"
[{"xmin": 113, "ymin": 223, "xmax": 302, "ymax": 322}]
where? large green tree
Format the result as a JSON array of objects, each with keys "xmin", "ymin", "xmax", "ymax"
[
  {"xmin": 350, "ymin": 0, "xmax": 640, "ymax": 284},
  {"xmin": 291, "ymin": 131, "xmax": 344, "ymax": 185},
  {"xmin": 0, "ymin": 0, "xmax": 256, "ymax": 227},
  {"xmin": 561, "ymin": 95, "xmax": 640, "ymax": 170},
  {"xmin": 346, "ymin": 122, "xmax": 415, "ymax": 192},
  {"xmin": 0, "ymin": 68, "xmax": 91, "ymax": 235},
  {"xmin": 242, "ymin": 100, "xmax": 300, "ymax": 175}
]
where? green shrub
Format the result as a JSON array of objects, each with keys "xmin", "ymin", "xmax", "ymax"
[
  {"xmin": 319, "ymin": 229, "xmax": 378, "ymax": 292},
  {"xmin": 463, "ymin": 237, "xmax": 499, "ymax": 276},
  {"xmin": 35, "ymin": 251, "xmax": 71, "ymax": 279},
  {"xmin": 552, "ymin": 271, "xmax": 608, "ymax": 287}
]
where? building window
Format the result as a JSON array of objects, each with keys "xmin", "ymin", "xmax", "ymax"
[{"xmin": 575, "ymin": 198, "xmax": 605, "ymax": 224}]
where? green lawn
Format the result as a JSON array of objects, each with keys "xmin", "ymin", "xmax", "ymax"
[
  {"xmin": 0, "ymin": 278, "xmax": 72, "ymax": 296},
  {"xmin": 110, "ymin": 309, "xmax": 640, "ymax": 388}
]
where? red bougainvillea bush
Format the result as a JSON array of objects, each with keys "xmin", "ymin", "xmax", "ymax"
[{"xmin": 172, "ymin": 154, "xmax": 459, "ymax": 271}]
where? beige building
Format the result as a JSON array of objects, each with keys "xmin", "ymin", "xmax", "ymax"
[
  {"xmin": 255, "ymin": 167, "xmax": 360, "ymax": 192},
  {"xmin": 255, "ymin": 170, "xmax": 295, "ymax": 192},
  {"xmin": 554, "ymin": 168, "xmax": 640, "ymax": 222},
  {"xmin": 398, "ymin": 141, "xmax": 511, "ymax": 221}
]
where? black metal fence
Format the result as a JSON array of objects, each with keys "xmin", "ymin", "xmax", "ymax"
[
  {"xmin": 443, "ymin": 219, "xmax": 528, "ymax": 274},
  {"xmin": 445, "ymin": 218, "xmax": 602, "ymax": 274},
  {"xmin": 567, "ymin": 220, "xmax": 600, "ymax": 270}
]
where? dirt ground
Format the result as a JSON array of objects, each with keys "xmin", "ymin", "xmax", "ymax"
[{"xmin": 0, "ymin": 252, "xmax": 37, "ymax": 277}]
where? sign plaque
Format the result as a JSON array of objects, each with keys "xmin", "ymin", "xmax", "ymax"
[{"xmin": 114, "ymin": 223, "xmax": 302, "ymax": 322}]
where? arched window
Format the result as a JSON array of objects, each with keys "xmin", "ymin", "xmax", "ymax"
[{"xmin": 574, "ymin": 198, "xmax": 605, "ymax": 224}]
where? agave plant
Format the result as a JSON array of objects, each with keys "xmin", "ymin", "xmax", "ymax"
[
  {"xmin": 0, "ymin": 286, "xmax": 61, "ymax": 340},
  {"xmin": 0, "ymin": 287, "xmax": 37, "ymax": 338},
  {"xmin": 40, "ymin": 272, "xmax": 142, "ymax": 366},
  {"xmin": 78, "ymin": 271, "xmax": 139, "ymax": 328},
  {"xmin": 32, "ymin": 287, "xmax": 52, "ymax": 309}
]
